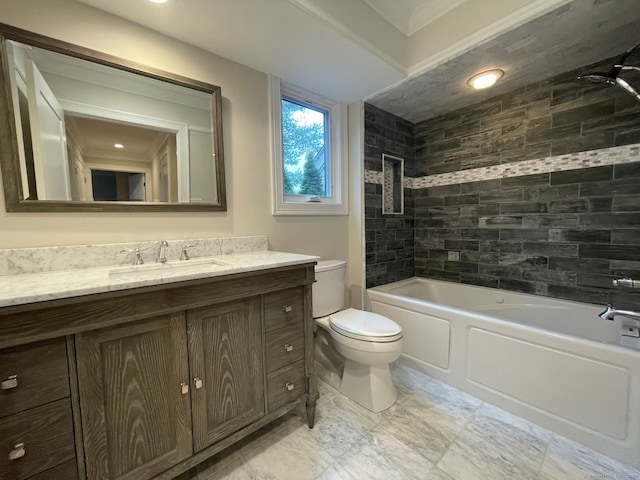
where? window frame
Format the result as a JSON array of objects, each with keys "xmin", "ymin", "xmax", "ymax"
[{"xmin": 269, "ymin": 76, "xmax": 348, "ymax": 216}]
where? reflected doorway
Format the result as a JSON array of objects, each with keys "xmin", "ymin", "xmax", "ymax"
[{"xmin": 91, "ymin": 170, "xmax": 146, "ymax": 201}]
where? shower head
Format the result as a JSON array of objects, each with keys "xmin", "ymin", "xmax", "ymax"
[
  {"xmin": 578, "ymin": 41, "xmax": 640, "ymax": 100},
  {"xmin": 615, "ymin": 76, "xmax": 640, "ymax": 101},
  {"xmin": 577, "ymin": 72, "xmax": 618, "ymax": 85}
]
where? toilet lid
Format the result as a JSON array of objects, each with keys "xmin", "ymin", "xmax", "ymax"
[{"xmin": 329, "ymin": 308, "xmax": 402, "ymax": 342}]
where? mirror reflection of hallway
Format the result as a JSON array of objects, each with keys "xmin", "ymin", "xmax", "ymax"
[
  {"xmin": 2, "ymin": 34, "xmax": 224, "ymax": 209},
  {"xmin": 90, "ymin": 170, "xmax": 147, "ymax": 202}
]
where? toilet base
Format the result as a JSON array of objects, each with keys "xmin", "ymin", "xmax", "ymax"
[{"xmin": 338, "ymin": 359, "xmax": 397, "ymax": 413}]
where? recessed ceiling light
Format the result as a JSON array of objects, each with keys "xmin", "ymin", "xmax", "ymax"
[
  {"xmin": 114, "ymin": 143, "xmax": 124, "ymax": 149},
  {"xmin": 466, "ymin": 69, "xmax": 505, "ymax": 90},
  {"xmin": 149, "ymin": 0, "xmax": 168, "ymax": 3}
]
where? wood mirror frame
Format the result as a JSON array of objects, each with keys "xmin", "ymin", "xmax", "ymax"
[{"xmin": 0, "ymin": 23, "xmax": 226, "ymax": 212}]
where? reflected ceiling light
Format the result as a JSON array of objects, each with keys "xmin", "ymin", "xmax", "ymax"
[
  {"xmin": 149, "ymin": 0, "xmax": 168, "ymax": 3},
  {"xmin": 114, "ymin": 143, "xmax": 124, "ymax": 149},
  {"xmin": 466, "ymin": 69, "xmax": 505, "ymax": 90}
]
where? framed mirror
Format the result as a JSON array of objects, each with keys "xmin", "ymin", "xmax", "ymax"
[{"xmin": 0, "ymin": 23, "xmax": 226, "ymax": 212}]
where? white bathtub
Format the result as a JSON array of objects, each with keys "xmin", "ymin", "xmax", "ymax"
[{"xmin": 367, "ymin": 277, "xmax": 640, "ymax": 469}]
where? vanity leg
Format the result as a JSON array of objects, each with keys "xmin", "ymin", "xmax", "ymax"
[
  {"xmin": 306, "ymin": 401, "xmax": 316, "ymax": 429},
  {"xmin": 305, "ymin": 372, "xmax": 318, "ymax": 428}
]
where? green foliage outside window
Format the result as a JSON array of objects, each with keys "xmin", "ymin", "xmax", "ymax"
[
  {"xmin": 281, "ymin": 98, "xmax": 326, "ymax": 195},
  {"xmin": 299, "ymin": 151, "xmax": 324, "ymax": 196}
]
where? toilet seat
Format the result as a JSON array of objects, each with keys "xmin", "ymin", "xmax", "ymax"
[{"xmin": 329, "ymin": 308, "xmax": 402, "ymax": 343}]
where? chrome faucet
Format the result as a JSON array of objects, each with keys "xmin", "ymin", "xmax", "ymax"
[
  {"xmin": 120, "ymin": 247, "xmax": 145, "ymax": 265},
  {"xmin": 599, "ymin": 304, "xmax": 640, "ymax": 321},
  {"xmin": 156, "ymin": 240, "xmax": 169, "ymax": 263},
  {"xmin": 179, "ymin": 243, "xmax": 197, "ymax": 261}
]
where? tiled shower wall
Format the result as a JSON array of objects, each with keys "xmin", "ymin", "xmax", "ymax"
[
  {"xmin": 365, "ymin": 60, "xmax": 640, "ymax": 309},
  {"xmin": 364, "ymin": 104, "xmax": 414, "ymax": 288}
]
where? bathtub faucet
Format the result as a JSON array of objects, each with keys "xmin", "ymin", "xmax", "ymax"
[
  {"xmin": 598, "ymin": 304, "xmax": 640, "ymax": 321},
  {"xmin": 612, "ymin": 277, "xmax": 640, "ymax": 288}
]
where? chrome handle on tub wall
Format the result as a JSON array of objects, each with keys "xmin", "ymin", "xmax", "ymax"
[
  {"xmin": 8, "ymin": 443, "xmax": 25, "ymax": 461},
  {"xmin": 612, "ymin": 278, "xmax": 640, "ymax": 288},
  {"xmin": 1, "ymin": 374, "xmax": 18, "ymax": 390}
]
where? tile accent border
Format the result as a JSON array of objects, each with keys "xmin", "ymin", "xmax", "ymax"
[
  {"xmin": 365, "ymin": 144, "xmax": 640, "ymax": 188},
  {"xmin": 364, "ymin": 169, "xmax": 414, "ymax": 189}
]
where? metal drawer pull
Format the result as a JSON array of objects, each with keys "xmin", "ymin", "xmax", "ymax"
[
  {"xmin": 285, "ymin": 382, "xmax": 295, "ymax": 391},
  {"xmin": 283, "ymin": 305, "xmax": 292, "ymax": 313},
  {"xmin": 1, "ymin": 375, "xmax": 18, "ymax": 390},
  {"xmin": 180, "ymin": 382, "xmax": 189, "ymax": 395},
  {"xmin": 194, "ymin": 378, "xmax": 203, "ymax": 390},
  {"xmin": 8, "ymin": 443, "xmax": 25, "ymax": 461},
  {"xmin": 284, "ymin": 344, "xmax": 294, "ymax": 352}
]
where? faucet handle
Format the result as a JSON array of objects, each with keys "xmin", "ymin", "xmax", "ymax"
[
  {"xmin": 612, "ymin": 278, "xmax": 639, "ymax": 288},
  {"xmin": 180, "ymin": 243, "xmax": 197, "ymax": 261},
  {"xmin": 120, "ymin": 247, "xmax": 146, "ymax": 265}
]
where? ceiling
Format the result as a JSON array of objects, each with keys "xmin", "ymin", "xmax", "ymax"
[
  {"xmin": 369, "ymin": 0, "xmax": 640, "ymax": 123},
  {"xmin": 362, "ymin": 0, "xmax": 469, "ymax": 36},
  {"xmin": 75, "ymin": 0, "xmax": 640, "ymax": 124},
  {"xmin": 67, "ymin": 116, "xmax": 167, "ymax": 163}
]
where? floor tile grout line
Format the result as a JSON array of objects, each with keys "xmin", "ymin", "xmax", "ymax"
[
  {"xmin": 429, "ymin": 398, "xmax": 486, "ymax": 473},
  {"xmin": 535, "ymin": 432, "xmax": 554, "ymax": 480}
]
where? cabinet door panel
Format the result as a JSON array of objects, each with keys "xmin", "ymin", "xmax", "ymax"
[
  {"xmin": 76, "ymin": 314, "xmax": 191, "ymax": 480},
  {"xmin": 188, "ymin": 297, "xmax": 264, "ymax": 451}
]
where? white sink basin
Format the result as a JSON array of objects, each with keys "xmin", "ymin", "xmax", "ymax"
[{"xmin": 109, "ymin": 256, "xmax": 233, "ymax": 278}]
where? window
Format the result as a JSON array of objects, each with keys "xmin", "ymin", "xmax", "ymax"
[{"xmin": 269, "ymin": 76, "xmax": 348, "ymax": 215}]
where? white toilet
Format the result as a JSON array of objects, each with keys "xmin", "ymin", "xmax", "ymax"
[{"xmin": 313, "ymin": 260, "xmax": 403, "ymax": 412}]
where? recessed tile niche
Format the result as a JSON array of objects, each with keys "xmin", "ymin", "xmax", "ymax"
[{"xmin": 382, "ymin": 154, "xmax": 404, "ymax": 215}]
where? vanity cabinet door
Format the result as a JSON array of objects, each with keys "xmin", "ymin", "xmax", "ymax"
[
  {"xmin": 187, "ymin": 297, "xmax": 264, "ymax": 452},
  {"xmin": 75, "ymin": 313, "xmax": 192, "ymax": 480}
]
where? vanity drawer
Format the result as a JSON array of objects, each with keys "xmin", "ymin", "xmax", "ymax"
[
  {"xmin": 264, "ymin": 287, "xmax": 304, "ymax": 332},
  {"xmin": 0, "ymin": 338, "xmax": 70, "ymax": 418},
  {"xmin": 267, "ymin": 360, "xmax": 306, "ymax": 411},
  {"xmin": 0, "ymin": 398, "xmax": 75, "ymax": 480},
  {"xmin": 266, "ymin": 324, "xmax": 305, "ymax": 373}
]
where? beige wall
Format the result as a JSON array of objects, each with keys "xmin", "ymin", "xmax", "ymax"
[{"xmin": 0, "ymin": 0, "xmax": 351, "ymax": 264}]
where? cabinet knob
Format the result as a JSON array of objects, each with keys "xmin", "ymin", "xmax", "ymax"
[
  {"xmin": 180, "ymin": 382, "xmax": 189, "ymax": 395},
  {"xmin": 8, "ymin": 443, "xmax": 25, "ymax": 461},
  {"xmin": 1, "ymin": 375, "xmax": 18, "ymax": 390},
  {"xmin": 282, "ymin": 305, "xmax": 293, "ymax": 313},
  {"xmin": 284, "ymin": 344, "xmax": 294, "ymax": 352},
  {"xmin": 285, "ymin": 382, "xmax": 295, "ymax": 391},
  {"xmin": 194, "ymin": 378, "xmax": 203, "ymax": 390}
]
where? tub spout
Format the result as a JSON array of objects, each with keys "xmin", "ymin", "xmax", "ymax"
[{"xmin": 599, "ymin": 304, "xmax": 640, "ymax": 321}]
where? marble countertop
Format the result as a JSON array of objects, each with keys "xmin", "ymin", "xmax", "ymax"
[{"xmin": 0, "ymin": 250, "xmax": 319, "ymax": 308}]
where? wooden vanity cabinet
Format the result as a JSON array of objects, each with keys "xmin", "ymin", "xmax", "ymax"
[
  {"xmin": 264, "ymin": 287, "xmax": 307, "ymax": 412},
  {"xmin": 186, "ymin": 297, "xmax": 264, "ymax": 451},
  {"xmin": 75, "ymin": 313, "xmax": 192, "ymax": 480},
  {"xmin": 0, "ymin": 263, "xmax": 317, "ymax": 480},
  {"xmin": 0, "ymin": 338, "xmax": 76, "ymax": 480}
]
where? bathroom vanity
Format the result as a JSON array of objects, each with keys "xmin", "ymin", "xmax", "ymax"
[{"xmin": 0, "ymin": 239, "xmax": 318, "ymax": 480}]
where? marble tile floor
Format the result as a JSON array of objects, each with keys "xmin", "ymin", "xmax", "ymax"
[{"xmin": 182, "ymin": 363, "xmax": 640, "ymax": 480}]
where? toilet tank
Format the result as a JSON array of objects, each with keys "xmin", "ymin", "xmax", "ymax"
[{"xmin": 313, "ymin": 260, "xmax": 347, "ymax": 318}]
